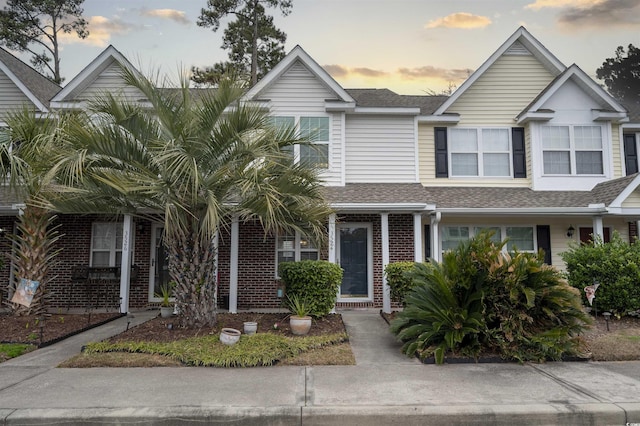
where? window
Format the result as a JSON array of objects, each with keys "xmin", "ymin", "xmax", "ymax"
[
  {"xmin": 542, "ymin": 125, "xmax": 603, "ymax": 175},
  {"xmin": 441, "ymin": 225, "xmax": 535, "ymax": 253},
  {"xmin": 91, "ymin": 223, "xmax": 123, "ymax": 267},
  {"xmin": 272, "ymin": 116, "xmax": 330, "ymax": 169},
  {"xmin": 276, "ymin": 232, "xmax": 319, "ymax": 276},
  {"xmin": 449, "ymin": 128, "xmax": 511, "ymax": 177}
]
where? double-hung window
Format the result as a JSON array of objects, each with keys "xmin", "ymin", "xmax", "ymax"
[
  {"xmin": 271, "ymin": 116, "xmax": 330, "ymax": 169},
  {"xmin": 91, "ymin": 223, "xmax": 123, "ymax": 267},
  {"xmin": 450, "ymin": 128, "xmax": 511, "ymax": 177},
  {"xmin": 441, "ymin": 225, "xmax": 535, "ymax": 253},
  {"xmin": 276, "ymin": 232, "xmax": 319, "ymax": 276},
  {"xmin": 541, "ymin": 125, "xmax": 603, "ymax": 175}
]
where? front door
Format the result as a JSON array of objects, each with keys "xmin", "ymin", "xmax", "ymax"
[
  {"xmin": 149, "ymin": 224, "xmax": 171, "ymax": 301},
  {"xmin": 337, "ymin": 223, "xmax": 372, "ymax": 301}
]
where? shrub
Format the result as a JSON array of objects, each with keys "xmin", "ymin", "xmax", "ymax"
[
  {"xmin": 279, "ymin": 260, "xmax": 343, "ymax": 317},
  {"xmin": 561, "ymin": 232, "xmax": 640, "ymax": 315},
  {"xmin": 391, "ymin": 232, "xmax": 591, "ymax": 363},
  {"xmin": 384, "ymin": 261, "xmax": 417, "ymax": 305}
]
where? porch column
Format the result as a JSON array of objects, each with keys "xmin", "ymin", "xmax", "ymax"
[
  {"xmin": 430, "ymin": 212, "xmax": 441, "ymax": 262},
  {"xmin": 213, "ymin": 230, "xmax": 219, "ymax": 306},
  {"xmin": 413, "ymin": 212, "xmax": 423, "ymax": 262},
  {"xmin": 328, "ymin": 213, "xmax": 337, "ymax": 314},
  {"xmin": 593, "ymin": 215, "xmax": 604, "ymax": 244},
  {"xmin": 119, "ymin": 215, "xmax": 133, "ymax": 314},
  {"xmin": 381, "ymin": 212, "xmax": 391, "ymax": 314},
  {"xmin": 229, "ymin": 216, "xmax": 239, "ymax": 313}
]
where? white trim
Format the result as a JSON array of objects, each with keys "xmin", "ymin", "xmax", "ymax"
[
  {"xmin": 331, "ymin": 202, "xmax": 433, "ymax": 212},
  {"xmin": 337, "ymin": 222, "xmax": 374, "ymax": 303},
  {"xmin": 381, "ymin": 213, "xmax": 391, "ymax": 313},
  {"xmin": 430, "ymin": 212, "xmax": 442, "ymax": 262},
  {"xmin": 448, "ymin": 127, "xmax": 513, "ymax": 178},
  {"xmin": 417, "ymin": 114, "xmax": 460, "ymax": 124},
  {"xmin": 609, "ymin": 174, "xmax": 640, "ymax": 208},
  {"xmin": 244, "ymin": 45, "xmax": 354, "ymax": 103},
  {"xmin": 340, "ymin": 112, "xmax": 346, "ymax": 185},
  {"xmin": 516, "ymin": 111, "xmax": 555, "ymax": 125},
  {"xmin": 0, "ymin": 62, "xmax": 51, "ymax": 112},
  {"xmin": 413, "ymin": 213, "xmax": 423, "ymax": 262},
  {"xmin": 229, "ymin": 216, "xmax": 239, "ymax": 313},
  {"xmin": 592, "ymin": 216, "xmax": 604, "ymax": 241},
  {"xmin": 328, "ymin": 214, "xmax": 336, "ymax": 264},
  {"xmin": 440, "ymin": 224, "xmax": 538, "ymax": 255},
  {"xmin": 437, "ymin": 207, "xmax": 607, "ymax": 215},
  {"xmin": 119, "ymin": 215, "xmax": 133, "ymax": 314},
  {"xmin": 413, "ymin": 116, "xmax": 420, "ymax": 182},
  {"xmin": 434, "ymin": 27, "xmax": 566, "ymax": 116},
  {"xmin": 352, "ymin": 107, "xmax": 420, "ymax": 115}
]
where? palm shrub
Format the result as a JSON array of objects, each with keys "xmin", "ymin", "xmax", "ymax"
[
  {"xmin": 279, "ymin": 260, "xmax": 342, "ymax": 316},
  {"xmin": 384, "ymin": 261, "xmax": 417, "ymax": 305},
  {"xmin": 561, "ymin": 232, "xmax": 640, "ymax": 315},
  {"xmin": 391, "ymin": 232, "xmax": 591, "ymax": 363}
]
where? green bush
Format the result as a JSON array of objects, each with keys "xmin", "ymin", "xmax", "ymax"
[
  {"xmin": 391, "ymin": 232, "xmax": 591, "ymax": 364},
  {"xmin": 561, "ymin": 232, "xmax": 640, "ymax": 315},
  {"xmin": 279, "ymin": 260, "xmax": 343, "ymax": 317},
  {"xmin": 384, "ymin": 261, "xmax": 417, "ymax": 305}
]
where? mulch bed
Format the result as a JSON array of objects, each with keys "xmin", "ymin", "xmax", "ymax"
[
  {"xmin": 108, "ymin": 312, "xmax": 346, "ymax": 343},
  {"xmin": 0, "ymin": 312, "xmax": 123, "ymax": 347}
]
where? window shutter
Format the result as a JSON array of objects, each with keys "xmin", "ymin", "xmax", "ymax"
[
  {"xmin": 624, "ymin": 134, "xmax": 638, "ymax": 175},
  {"xmin": 435, "ymin": 127, "xmax": 448, "ymax": 178},
  {"xmin": 424, "ymin": 225, "xmax": 431, "ymax": 259},
  {"xmin": 536, "ymin": 225, "xmax": 551, "ymax": 265},
  {"xmin": 512, "ymin": 127, "xmax": 526, "ymax": 178}
]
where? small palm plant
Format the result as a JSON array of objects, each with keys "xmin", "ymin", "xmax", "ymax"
[
  {"xmin": 287, "ymin": 294, "xmax": 313, "ymax": 317},
  {"xmin": 155, "ymin": 282, "xmax": 175, "ymax": 308}
]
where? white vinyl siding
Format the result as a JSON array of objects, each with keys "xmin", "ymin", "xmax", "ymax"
[
  {"xmin": 76, "ymin": 61, "xmax": 145, "ymax": 102},
  {"xmin": 0, "ymin": 70, "xmax": 37, "ymax": 117},
  {"xmin": 261, "ymin": 60, "xmax": 342, "ymax": 185},
  {"xmin": 345, "ymin": 115, "xmax": 416, "ymax": 183}
]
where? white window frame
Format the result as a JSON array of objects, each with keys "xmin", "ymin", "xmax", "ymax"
[
  {"xmin": 448, "ymin": 127, "xmax": 512, "ymax": 178},
  {"xmin": 541, "ymin": 124, "xmax": 605, "ymax": 176},
  {"xmin": 440, "ymin": 225, "xmax": 537, "ymax": 254},
  {"xmin": 275, "ymin": 231, "xmax": 319, "ymax": 278},
  {"xmin": 272, "ymin": 115, "xmax": 331, "ymax": 169},
  {"xmin": 90, "ymin": 222, "xmax": 124, "ymax": 267}
]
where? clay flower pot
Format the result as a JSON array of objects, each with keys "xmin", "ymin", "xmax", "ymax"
[
  {"xmin": 220, "ymin": 328, "xmax": 241, "ymax": 345},
  {"xmin": 289, "ymin": 315, "xmax": 312, "ymax": 335}
]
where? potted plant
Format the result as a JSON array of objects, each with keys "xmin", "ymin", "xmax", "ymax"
[
  {"xmin": 155, "ymin": 282, "xmax": 175, "ymax": 318},
  {"xmin": 287, "ymin": 294, "xmax": 313, "ymax": 335}
]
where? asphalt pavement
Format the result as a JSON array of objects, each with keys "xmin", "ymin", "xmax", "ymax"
[{"xmin": 1, "ymin": 309, "xmax": 639, "ymax": 425}]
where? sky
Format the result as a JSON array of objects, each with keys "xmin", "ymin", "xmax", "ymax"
[{"xmin": 5, "ymin": 0, "xmax": 640, "ymax": 95}]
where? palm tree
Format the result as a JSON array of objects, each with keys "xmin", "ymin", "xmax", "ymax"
[
  {"xmin": 45, "ymin": 69, "xmax": 332, "ymax": 328},
  {"xmin": 0, "ymin": 109, "xmax": 62, "ymax": 315}
]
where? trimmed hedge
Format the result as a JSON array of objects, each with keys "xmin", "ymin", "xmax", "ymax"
[
  {"xmin": 384, "ymin": 261, "xmax": 417, "ymax": 304},
  {"xmin": 278, "ymin": 260, "xmax": 343, "ymax": 317},
  {"xmin": 561, "ymin": 232, "xmax": 640, "ymax": 315}
]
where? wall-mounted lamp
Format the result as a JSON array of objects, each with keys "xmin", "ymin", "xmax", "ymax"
[
  {"xmin": 566, "ymin": 225, "xmax": 575, "ymax": 238},
  {"xmin": 136, "ymin": 222, "xmax": 145, "ymax": 233}
]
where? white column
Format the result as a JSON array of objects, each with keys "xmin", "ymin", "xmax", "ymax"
[
  {"xmin": 119, "ymin": 215, "xmax": 133, "ymax": 314},
  {"xmin": 328, "ymin": 213, "xmax": 336, "ymax": 264},
  {"xmin": 430, "ymin": 212, "xmax": 441, "ymax": 262},
  {"xmin": 381, "ymin": 212, "xmax": 391, "ymax": 314},
  {"xmin": 593, "ymin": 215, "xmax": 604, "ymax": 244},
  {"xmin": 229, "ymin": 216, "xmax": 239, "ymax": 313},
  {"xmin": 213, "ymin": 230, "xmax": 219, "ymax": 304},
  {"xmin": 413, "ymin": 212, "xmax": 423, "ymax": 262}
]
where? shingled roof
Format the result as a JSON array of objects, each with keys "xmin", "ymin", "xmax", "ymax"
[
  {"xmin": 323, "ymin": 183, "xmax": 430, "ymax": 205},
  {"xmin": 0, "ymin": 47, "xmax": 60, "ymax": 109},
  {"xmin": 345, "ymin": 88, "xmax": 448, "ymax": 115}
]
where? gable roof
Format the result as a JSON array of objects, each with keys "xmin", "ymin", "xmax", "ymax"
[
  {"xmin": 243, "ymin": 45, "xmax": 355, "ymax": 104},
  {"xmin": 346, "ymin": 89, "xmax": 447, "ymax": 115},
  {"xmin": 433, "ymin": 26, "xmax": 566, "ymax": 117},
  {"xmin": 516, "ymin": 64, "xmax": 628, "ymax": 124},
  {"xmin": 51, "ymin": 45, "xmax": 142, "ymax": 107},
  {"xmin": 0, "ymin": 47, "xmax": 61, "ymax": 112}
]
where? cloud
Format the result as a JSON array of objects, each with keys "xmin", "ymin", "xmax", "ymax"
[
  {"xmin": 59, "ymin": 16, "xmax": 139, "ymax": 47},
  {"xmin": 324, "ymin": 64, "xmax": 389, "ymax": 79},
  {"xmin": 140, "ymin": 8, "xmax": 190, "ymax": 25},
  {"xmin": 398, "ymin": 66, "xmax": 472, "ymax": 81},
  {"xmin": 525, "ymin": 0, "xmax": 603, "ymax": 10},
  {"xmin": 425, "ymin": 12, "xmax": 492, "ymax": 29},
  {"xmin": 557, "ymin": 0, "xmax": 640, "ymax": 28}
]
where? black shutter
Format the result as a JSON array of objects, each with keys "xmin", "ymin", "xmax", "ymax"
[
  {"xmin": 424, "ymin": 224, "xmax": 431, "ymax": 260},
  {"xmin": 512, "ymin": 127, "xmax": 526, "ymax": 178},
  {"xmin": 536, "ymin": 225, "xmax": 551, "ymax": 265},
  {"xmin": 624, "ymin": 134, "xmax": 638, "ymax": 175},
  {"xmin": 435, "ymin": 127, "xmax": 448, "ymax": 178}
]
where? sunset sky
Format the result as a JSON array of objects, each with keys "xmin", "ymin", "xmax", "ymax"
[{"xmin": 8, "ymin": 0, "xmax": 640, "ymax": 95}]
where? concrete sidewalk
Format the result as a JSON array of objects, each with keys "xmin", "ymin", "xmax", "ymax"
[{"xmin": 1, "ymin": 310, "xmax": 639, "ymax": 425}]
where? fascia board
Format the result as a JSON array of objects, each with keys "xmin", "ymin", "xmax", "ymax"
[
  {"xmin": 608, "ymin": 174, "xmax": 640, "ymax": 208},
  {"xmin": 351, "ymin": 107, "xmax": 421, "ymax": 115},
  {"xmin": 417, "ymin": 115, "xmax": 460, "ymax": 123},
  {"xmin": 331, "ymin": 202, "xmax": 432, "ymax": 211},
  {"xmin": 0, "ymin": 62, "xmax": 49, "ymax": 112},
  {"xmin": 436, "ymin": 207, "xmax": 608, "ymax": 215}
]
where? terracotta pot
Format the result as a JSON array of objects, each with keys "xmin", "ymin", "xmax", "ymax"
[
  {"xmin": 243, "ymin": 321, "xmax": 258, "ymax": 335},
  {"xmin": 220, "ymin": 328, "xmax": 241, "ymax": 345},
  {"xmin": 289, "ymin": 315, "xmax": 312, "ymax": 335}
]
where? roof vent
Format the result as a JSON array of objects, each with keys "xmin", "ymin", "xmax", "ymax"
[{"xmin": 505, "ymin": 41, "xmax": 531, "ymax": 56}]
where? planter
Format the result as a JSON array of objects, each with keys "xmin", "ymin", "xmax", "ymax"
[
  {"xmin": 289, "ymin": 315, "xmax": 312, "ymax": 335},
  {"xmin": 243, "ymin": 321, "xmax": 258, "ymax": 335},
  {"xmin": 160, "ymin": 306, "xmax": 173, "ymax": 318},
  {"xmin": 220, "ymin": 328, "xmax": 241, "ymax": 345}
]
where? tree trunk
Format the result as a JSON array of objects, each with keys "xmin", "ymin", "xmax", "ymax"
[
  {"xmin": 250, "ymin": 0, "xmax": 259, "ymax": 86},
  {"xmin": 166, "ymin": 227, "xmax": 218, "ymax": 328}
]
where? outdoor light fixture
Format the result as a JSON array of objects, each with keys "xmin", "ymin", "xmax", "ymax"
[
  {"xmin": 603, "ymin": 312, "xmax": 611, "ymax": 331},
  {"xmin": 567, "ymin": 225, "xmax": 575, "ymax": 238}
]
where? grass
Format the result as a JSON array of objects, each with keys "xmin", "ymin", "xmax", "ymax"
[
  {"xmin": 61, "ymin": 332, "xmax": 351, "ymax": 368},
  {"xmin": 0, "ymin": 343, "xmax": 36, "ymax": 361}
]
